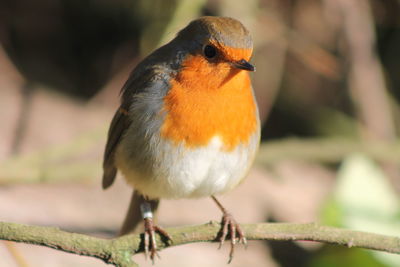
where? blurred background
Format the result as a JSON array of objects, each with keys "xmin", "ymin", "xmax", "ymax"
[{"xmin": 1, "ymin": 0, "xmax": 400, "ymax": 266}]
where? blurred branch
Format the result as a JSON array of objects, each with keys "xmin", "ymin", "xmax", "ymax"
[
  {"xmin": 139, "ymin": 0, "xmax": 206, "ymax": 56},
  {"xmin": 10, "ymin": 83, "xmax": 34, "ymax": 156},
  {"xmin": 257, "ymin": 138, "xmax": 400, "ymax": 165},
  {"xmin": 262, "ymin": 8, "xmax": 341, "ymax": 81},
  {"xmin": 252, "ymin": 12, "xmax": 288, "ymax": 123},
  {"xmin": 251, "ymin": 8, "xmax": 340, "ymax": 122},
  {"xmin": 1, "ymin": 221, "xmax": 400, "ymax": 267},
  {"xmin": 0, "ymin": 126, "xmax": 105, "ymax": 185},
  {"xmin": 2, "ymin": 137, "xmax": 400, "ymax": 184},
  {"xmin": 336, "ymin": 0, "xmax": 396, "ymax": 141},
  {"xmin": 156, "ymin": 0, "xmax": 206, "ymax": 47},
  {"xmin": 3, "ymin": 241, "xmax": 30, "ymax": 267},
  {"xmin": 324, "ymin": 0, "xmax": 400, "ymax": 191}
]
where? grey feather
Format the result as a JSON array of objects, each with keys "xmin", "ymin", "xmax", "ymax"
[{"xmin": 102, "ymin": 41, "xmax": 183, "ymax": 189}]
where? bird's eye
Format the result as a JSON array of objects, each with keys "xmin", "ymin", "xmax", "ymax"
[{"xmin": 203, "ymin": 45, "xmax": 217, "ymax": 59}]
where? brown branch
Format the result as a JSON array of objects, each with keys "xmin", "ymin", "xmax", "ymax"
[{"xmin": 1, "ymin": 221, "xmax": 400, "ymax": 267}]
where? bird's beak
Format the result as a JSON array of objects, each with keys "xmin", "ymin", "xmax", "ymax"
[{"xmin": 231, "ymin": 59, "xmax": 255, "ymax": 72}]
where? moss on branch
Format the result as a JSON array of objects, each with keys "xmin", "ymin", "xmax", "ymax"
[{"xmin": 1, "ymin": 221, "xmax": 400, "ymax": 266}]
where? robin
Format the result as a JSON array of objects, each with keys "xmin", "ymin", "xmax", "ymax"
[{"xmin": 102, "ymin": 16, "xmax": 260, "ymax": 262}]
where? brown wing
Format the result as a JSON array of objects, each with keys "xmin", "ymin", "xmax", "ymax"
[
  {"xmin": 102, "ymin": 56, "xmax": 147, "ymax": 189},
  {"xmin": 102, "ymin": 105, "xmax": 131, "ymax": 189},
  {"xmin": 101, "ymin": 64, "xmax": 167, "ymax": 189},
  {"xmin": 102, "ymin": 40, "xmax": 175, "ymax": 189}
]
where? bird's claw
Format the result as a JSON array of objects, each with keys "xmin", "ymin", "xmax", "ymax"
[
  {"xmin": 143, "ymin": 217, "xmax": 171, "ymax": 263},
  {"xmin": 217, "ymin": 212, "xmax": 247, "ymax": 263}
]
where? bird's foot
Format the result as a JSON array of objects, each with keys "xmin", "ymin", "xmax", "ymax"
[
  {"xmin": 143, "ymin": 217, "xmax": 171, "ymax": 263},
  {"xmin": 217, "ymin": 212, "xmax": 247, "ymax": 263}
]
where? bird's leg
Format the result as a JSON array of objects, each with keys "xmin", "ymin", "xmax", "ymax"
[
  {"xmin": 211, "ymin": 196, "xmax": 247, "ymax": 263},
  {"xmin": 140, "ymin": 199, "xmax": 171, "ymax": 262}
]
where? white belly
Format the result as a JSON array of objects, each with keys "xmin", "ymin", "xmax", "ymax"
[{"xmin": 116, "ymin": 135, "xmax": 259, "ymax": 199}]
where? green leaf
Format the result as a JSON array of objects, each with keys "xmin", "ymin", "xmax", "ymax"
[
  {"xmin": 309, "ymin": 247, "xmax": 389, "ymax": 267},
  {"xmin": 322, "ymin": 154, "xmax": 400, "ymax": 266}
]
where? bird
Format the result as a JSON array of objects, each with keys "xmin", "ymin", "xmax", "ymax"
[{"xmin": 102, "ymin": 16, "xmax": 260, "ymax": 262}]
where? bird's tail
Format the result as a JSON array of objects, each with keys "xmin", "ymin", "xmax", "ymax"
[{"xmin": 119, "ymin": 190, "xmax": 160, "ymax": 236}]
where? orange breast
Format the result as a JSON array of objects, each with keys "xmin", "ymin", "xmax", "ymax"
[{"xmin": 160, "ymin": 50, "xmax": 258, "ymax": 151}]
